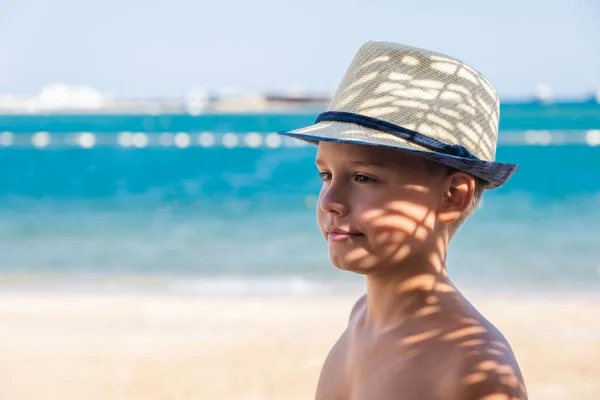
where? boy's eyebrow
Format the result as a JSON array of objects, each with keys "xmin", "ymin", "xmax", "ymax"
[
  {"xmin": 350, "ymin": 159, "xmax": 383, "ymax": 167},
  {"xmin": 315, "ymin": 158, "xmax": 383, "ymax": 167}
]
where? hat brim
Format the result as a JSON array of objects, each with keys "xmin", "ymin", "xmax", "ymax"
[{"xmin": 278, "ymin": 121, "xmax": 519, "ymax": 189}]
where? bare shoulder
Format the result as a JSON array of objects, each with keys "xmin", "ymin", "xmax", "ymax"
[
  {"xmin": 314, "ymin": 295, "xmax": 367, "ymax": 399},
  {"xmin": 381, "ymin": 293, "xmax": 528, "ymax": 400},
  {"xmin": 348, "ymin": 293, "xmax": 367, "ymax": 323},
  {"xmin": 452, "ymin": 328, "xmax": 527, "ymax": 399},
  {"xmin": 443, "ymin": 303, "xmax": 528, "ymax": 400}
]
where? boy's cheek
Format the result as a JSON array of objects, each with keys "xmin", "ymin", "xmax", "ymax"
[{"xmin": 316, "ymin": 211, "xmax": 328, "ymax": 239}]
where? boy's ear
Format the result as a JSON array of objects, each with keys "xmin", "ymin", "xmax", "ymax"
[{"xmin": 437, "ymin": 172, "xmax": 475, "ymax": 223}]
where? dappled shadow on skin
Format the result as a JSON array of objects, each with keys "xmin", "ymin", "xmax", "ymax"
[
  {"xmin": 320, "ymin": 180, "xmax": 527, "ymax": 400},
  {"xmin": 311, "ymin": 44, "xmax": 524, "ymax": 398}
]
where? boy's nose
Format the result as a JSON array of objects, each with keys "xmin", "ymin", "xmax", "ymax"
[{"xmin": 318, "ymin": 184, "xmax": 349, "ymax": 217}]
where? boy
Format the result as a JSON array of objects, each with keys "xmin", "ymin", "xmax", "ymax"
[{"xmin": 279, "ymin": 41, "xmax": 527, "ymax": 399}]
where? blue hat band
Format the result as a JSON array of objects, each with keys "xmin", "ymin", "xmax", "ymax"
[{"xmin": 315, "ymin": 111, "xmax": 480, "ymax": 160}]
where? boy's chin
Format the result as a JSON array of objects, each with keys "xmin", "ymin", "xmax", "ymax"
[
  {"xmin": 329, "ymin": 250, "xmax": 418, "ymax": 276},
  {"xmin": 329, "ymin": 252, "xmax": 383, "ymax": 275}
]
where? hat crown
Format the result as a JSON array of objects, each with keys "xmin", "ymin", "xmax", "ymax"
[{"xmin": 327, "ymin": 41, "xmax": 500, "ymax": 161}]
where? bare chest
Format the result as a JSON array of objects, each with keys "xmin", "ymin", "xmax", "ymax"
[{"xmin": 315, "ymin": 335, "xmax": 450, "ymax": 400}]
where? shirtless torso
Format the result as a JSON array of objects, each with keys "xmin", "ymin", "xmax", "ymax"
[{"xmin": 315, "ymin": 294, "xmax": 527, "ymax": 400}]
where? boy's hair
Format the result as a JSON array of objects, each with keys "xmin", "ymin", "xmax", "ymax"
[{"xmin": 423, "ymin": 160, "xmax": 488, "ymax": 237}]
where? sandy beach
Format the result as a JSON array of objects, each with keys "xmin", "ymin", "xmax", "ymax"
[{"xmin": 0, "ymin": 291, "xmax": 598, "ymax": 400}]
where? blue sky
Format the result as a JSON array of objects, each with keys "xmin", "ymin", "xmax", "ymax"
[{"xmin": 0, "ymin": 0, "xmax": 598, "ymax": 99}]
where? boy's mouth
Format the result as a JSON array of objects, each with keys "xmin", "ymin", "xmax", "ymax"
[{"xmin": 326, "ymin": 228, "xmax": 364, "ymax": 241}]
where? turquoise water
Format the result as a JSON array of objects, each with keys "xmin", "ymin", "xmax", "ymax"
[{"xmin": 0, "ymin": 103, "xmax": 599, "ymax": 295}]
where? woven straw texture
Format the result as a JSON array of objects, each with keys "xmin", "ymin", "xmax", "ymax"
[{"xmin": 280, "ymin": 41, "xmax": 519, "ymax": 188}]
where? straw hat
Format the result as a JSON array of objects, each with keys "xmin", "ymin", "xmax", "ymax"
[{"xmin": 279, "ymin": 41, "xmax": 519, "ymax": 188}]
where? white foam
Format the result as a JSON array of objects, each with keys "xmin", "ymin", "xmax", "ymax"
[
  {"xmin": 222, "ymin": 133, "xmax": 239, "ymax": 148},
  {"xmin": 538, "ymin": 130, "xmax": 552, "ymax": 145},
  {"xmin": 0, "ymin": 131, "xmax": 14, "ymax": 146},
  {"xmin": 244, "ymin": 132, "xmax": 262, "ymax": 148},
  {"xmin": 117, "ymin": 132, "xmax": 133, "ymax": 147},
  {"xmin": 132, "ymin": 133, "xmax": 149, "ymax": 148},
  {"xmin": 198, "ymin": 132, "xmax": 215, "ymax": 147},
  {"xmin": 523, "ymin": 130, "xmax": 553, "ymax": 145},
  {"xmin": 31, "ymin": 131, "xmax": 51, "ymax": 148},
  {"xmin": 77, "ymin": 132, "xmax": 96, "ymax": 149},
  {"xmin": 265, "ymin": 133, "xmax": 282, "ymax": 148},
  {"xmin": 585, "ymin": 130, "xmax": 600, "ymax": 147},
  {"xmin": 174, "ymin": 132, "xmax": 191, "ymax": 148}
]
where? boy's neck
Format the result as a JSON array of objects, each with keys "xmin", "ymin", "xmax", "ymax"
[{"xmin": 362, "ymin": 247, "xmax": 457, "ymax": 330}]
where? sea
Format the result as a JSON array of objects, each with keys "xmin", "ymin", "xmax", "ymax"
[{"xmin": 1, "ymin": 101, "xmax": 599, "ymax": 298}]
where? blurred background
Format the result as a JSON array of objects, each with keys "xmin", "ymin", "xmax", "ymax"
[{"xmin": 0, "ymin": 1, "xmax": 599, "ymax": 399}]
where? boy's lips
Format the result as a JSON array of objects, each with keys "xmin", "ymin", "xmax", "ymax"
[{"xmin": 325, "ymin": 227, "xmax": 364, "ymax": 241}]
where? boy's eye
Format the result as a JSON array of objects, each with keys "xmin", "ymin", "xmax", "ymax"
[
  {"xmin": 318, "ymin": 172, "xmax": 377, "ymax": 183},
  {"xmin": 318, "ymin": 171, "xmax": 332, "ymax": 181},
  {"xmin": 354, "ymin": 174, "xmax": 376, "ymax": 183}
]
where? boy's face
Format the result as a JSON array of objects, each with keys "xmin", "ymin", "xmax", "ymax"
[{"xmin": 315, "ymin": 141, "xmax": 446, "ymax": 275}]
